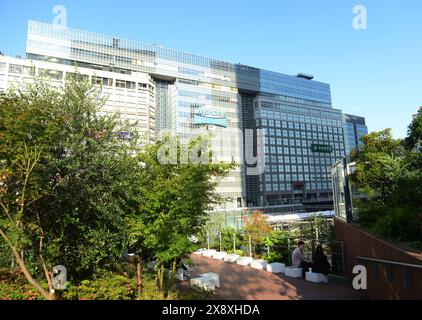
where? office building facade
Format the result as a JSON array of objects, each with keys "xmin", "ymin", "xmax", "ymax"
[
  {"xmin": 342, "ymin": 114, "xmax": 368, "ymax": 158},
  {"xmin": 0, "ymin": 20, "xmax": 368, "ymax": 214}
]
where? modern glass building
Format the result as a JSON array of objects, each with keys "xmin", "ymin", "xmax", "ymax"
[
  {"xmin": 0, "ymin": 20, "xmax": 368, "ymax": 215},
  {"xmin": 342, "ymin": 114, "xmax": 368, "ymax": 158}
]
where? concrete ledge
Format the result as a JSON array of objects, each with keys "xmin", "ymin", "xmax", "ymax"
[
  {"xmin": 193, "ymin": 248, "xmax": 207, "ymax": 255},
  {"xmin": 212, "ymin": 252, "xmax": 228, "ymax": 260},
  {"xmin": 236, "ymin": 257, "xmax": 254, "ymax": 266},
  {"xmin": 306, "ymin": 272, "xmax": 328, "ymax": 283},
  {"xmin": 251, "ymin": 259, "xmax": 268, "ymax": 270},
  {"xmin": 199, "ymin": 272, "xmax": 220, "ymax": 288},
  {"xmin": 266, "ymin": 262, "xmax": 286, "ymax": 274},
  {"xmin": 190, "ymin": 277, "xmax": 215, "ymax": 292},
  {"xmin": 285, "ymin": 267, "xmax": 302, "ymax": 278},
  {"xmin": 202, "ymin": 249, "xmax": 217, "ymax": 257},
  {"xmin": 223, "ymin": 254, "xmax": 240, "ymax": 263}
]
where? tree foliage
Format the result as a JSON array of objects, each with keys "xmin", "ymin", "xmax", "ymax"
[
  {"xmin": 128, "ymin": 136, "xmax": 234, "ymax": 265},
  {"xmin": 0, "ymin": 76, "xmax": 140, "ymax": 298},
  {"xmin": 351, "ymin": 121, "xmax": 422, "ymax": 245}
]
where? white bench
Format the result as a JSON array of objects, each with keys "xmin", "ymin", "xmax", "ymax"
[
  {"xmin": 212, "ymin": 252, "xmax": 228, "ymax": 260},
  {"xmin": 236, "ymin": 256, "xmax": 254, "ymax": 266},
  {"xmin": 285, "ymin": 267, "xmax": 303, "ymax": 278},
  {"xmin": 306, "ymin": 271, "xmax": 328, "ymax": 283},
  {"xmin": 202, "ymin": 249, "xmax": 217, "ymax": 257},
  {"xmin": 223, "ymin": 254, "xmax": 240, "ymax": 263},
  {"xmin": 190, "ymin": 277, "xmax": 215, "ymax": 292},
  {"xmin": 266, "ymin": 262, "xmax": 286, "ymax": 274},
  {"xmin": 199, "ymin": 272, "xmax": 220, "ymax": 288},
  {"xmin": 251, "ymin": 259, "xmax": 268, "ymax": 270}
]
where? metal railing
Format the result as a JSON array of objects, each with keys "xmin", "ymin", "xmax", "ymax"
[
  {"xmin": 356, "ymin": 256, "xmax": 422, "ymax": 290},
  {"xmin": 356, "ymin": 256, "xmax": 422, "ymax": 269}
]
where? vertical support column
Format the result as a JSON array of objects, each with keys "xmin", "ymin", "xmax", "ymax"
[
  {"xmin": 219, "ymin": 231, "xmax": 222, "ymax": 252},
  {"xmin": 233, "ymin": 232, "xmax": 236, "ymax": 252},
  {"xmin": 248, "ymin": 234, "xmax": 252, "ymax": 257}
]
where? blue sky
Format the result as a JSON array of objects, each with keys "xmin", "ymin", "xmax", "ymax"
[{"xmin": 0, "ymin": 0, "xmax": 421, "ymax": 138}]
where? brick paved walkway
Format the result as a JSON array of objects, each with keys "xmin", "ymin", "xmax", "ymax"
[{"xmin": 178, "ymin": 255, "xmax": 367, "ymax": 300}]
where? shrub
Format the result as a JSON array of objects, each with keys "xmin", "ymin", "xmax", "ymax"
[
  {"xmin": 226, "ymin": 249, "xmax": 244, "ymax": 256},
  {"xmin": 262, "ymin": 231, "xmax": 290, "ymax": 263},
  {"xmin": 0, "ymin": 269, "xmax": 44, "ymax": 300},
  {"xmin": 62, "ymin": 273, "xmax": 136, "ymax": 300},
  {"xmin": 374, "ymin": 207, "xmax": 421, "ymax": 242}
]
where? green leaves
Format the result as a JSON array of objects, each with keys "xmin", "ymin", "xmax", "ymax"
[
  {"xmin": 129, "ymin": 135, "xmax": 233, "ymax": 268},
  {"xmin": 351, "ymin": 123, "xmax": 422, "ymax": 247},
  {"xmin": 1, "ymin": 75, "xmax": 141, "ymax": 281}
]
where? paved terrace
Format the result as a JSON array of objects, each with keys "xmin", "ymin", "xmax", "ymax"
[{"xmin": 178, "ymin": 255, "xmax": 368, "ymax": 300}]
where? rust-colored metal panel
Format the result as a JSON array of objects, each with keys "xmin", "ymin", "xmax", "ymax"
[{"xmin": 334, "ymin": 218, "xmax": 422, "ymax": 300}]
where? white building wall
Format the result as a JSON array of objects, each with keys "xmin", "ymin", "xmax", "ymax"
[{"xmin": 0, "ymin": 55, "xmax": 155, "ymax": 143}]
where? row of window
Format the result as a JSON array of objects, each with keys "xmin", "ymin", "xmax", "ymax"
[
  {"xmin": 264, "ymin": 130, "xmax": 343, "ymax": 143},
  {"xmin": 6, "ymin": 64, "xmax": 152, "ymax": 90},
  {"xmin": 265, "ymin": 137, "xmax": 344, "ymax": 154},
  {"xmin": 264, "ymin": 154, "xmax": 339, "ymax": 165},
  {"xmin": 267, "ymin": 166, "xmax": 332, "ymax": 175},
  {"xmin": 266, "ymin": 135, "xmax": 343, "ymax": 147},
  {"xmin": 262, "ymin": 181, "xmax": 332, "ymax": 192},
  {"xmin": 264, "ymin": 148, "xmax": 343, "ymax": 161},
  {"xmin": 264, "ymin": 172, "xmax": 331, "ymax": 182},
  {"xmin": 258, "ymin": 93, "xmax": 332, "ymax": 109},
  {"xmin": 262, "ymin": 119, "xmax": 343, "ymax": 133},
  {"xmin": 259, "ymin": 109, "xmax": 343, "ymax": 126}
]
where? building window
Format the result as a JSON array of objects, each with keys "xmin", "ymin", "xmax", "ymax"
[
  {"xmin": 9, "ymin": 64, "xmax": 35, "ymax": 75},
  {"xmin": 116, "ymin": 79, "xmax": 135, "ymax": 89},
  {"xmin": 38, "ymin": 68, "xmax": 63, "ymax": 80}
]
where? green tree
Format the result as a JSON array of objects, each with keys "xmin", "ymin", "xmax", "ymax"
[
  {"xmin": 0, "ymin": 76, "xmax": 140, "ymax": 299},
  {"xmin": 351, "ymin": 125, "xmax": 422, "ymax": 245},
  {"xmin": 127, "ymin": 135, "xmax": 234, "ymax": 296},
  {"xmin": 405, "ymin": 107, "xmax": 422, "ymax": 150},
  {"xmin": 351, "ymin": 129, "xmax": 407, "ymax": 205},
  {"xmin": 242, "ymin": 210, "xmax": 272, "ymax": 257},
  {"xmin": 262, "ymin": 230, "xmax": 290, "ymax": 263}
]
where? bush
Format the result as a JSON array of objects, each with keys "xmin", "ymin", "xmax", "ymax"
[
  {"xmin": 262, "ymin": 231, "xmax": 290, "ymax": 263},
  {"xmin": 220, "ymin": 228, "xmax": 239, "ymax": 252},
  {"xmin": 0, "ymin": 239, "xmax": 13, "ymax": 269},
  {"xmin": 62, "ymin": 273, "xmax": 136, "ymax": 300},
  {"xmin": 374, "ymin": 207, "xmax": 421, "ymax": 242},
  {"xmin": 410, "ymin": 240, "xmax": 422, "ymax": 250},
  {"xmin": 0, "ymin": 269, "xmax": 44, "ymax": 300},
  {"xmin": 226, "ymin": 249, "xmax": 244, "ymax": 256},
  {"xmin": 356, "ymin": 201, "xmax": 386, "ymax": 228}
]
